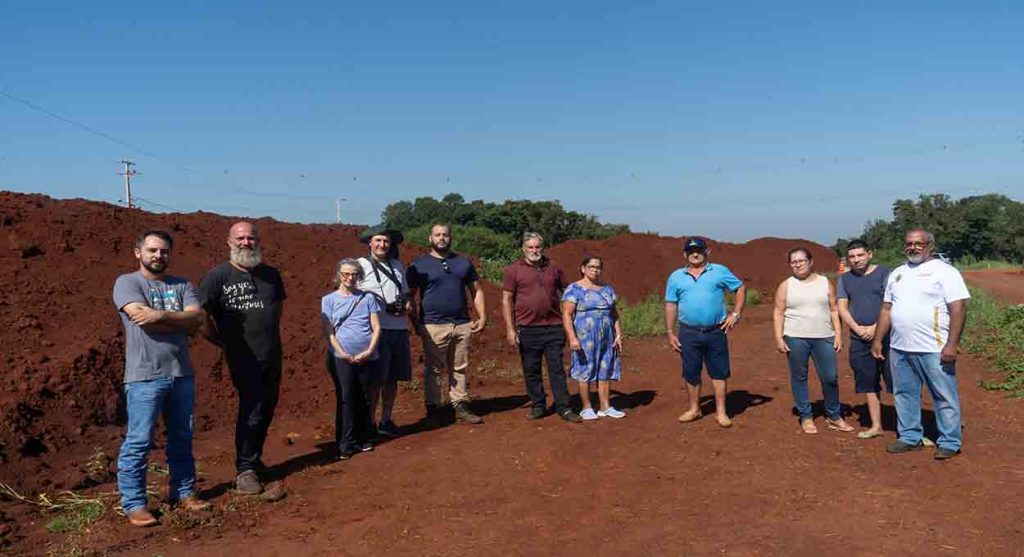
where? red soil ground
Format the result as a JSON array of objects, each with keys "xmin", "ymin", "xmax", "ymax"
[
  {"xmin": 2, "ymin": 192, "xmax": 1022, "ymax": 555},
  {"xmin": 964, "ymin": 269, "xmax": 1024, "ymax": 304}
]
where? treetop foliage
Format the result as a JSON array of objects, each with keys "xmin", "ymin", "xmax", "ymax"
[{"xmin": 836, "ymin": 193, "xmax": 1024, "ymax": 266}]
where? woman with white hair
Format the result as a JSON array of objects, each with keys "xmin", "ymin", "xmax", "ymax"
[{"xmin": 322, "ymin": 258, "xmax": 382, "ymax": 460}]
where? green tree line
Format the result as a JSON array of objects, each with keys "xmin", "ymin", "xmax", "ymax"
[{"xmin": 835, "ymin": 193, "xmax": 1024, "ymax": 266}]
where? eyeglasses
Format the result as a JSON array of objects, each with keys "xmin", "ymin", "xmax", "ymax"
[
  {"xmin": 441, "ymin": 259, "xmax": 451, "ymax": 273},
  {"xmin": 584, "ymin": 265, "xmax": 603, "ymax": 270},
  {"xmin": 789, "ymin": 259, "xmax": 810, "ymax": 266},
  {"xmin": 904, "ymin": 241, "xmax": 932, "ymax": 249},
  {"xmin": 339, "ymin": 272, "xmax": 359, "ymax": 278}
]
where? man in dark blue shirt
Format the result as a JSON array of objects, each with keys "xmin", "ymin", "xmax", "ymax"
[
  {"xmin": 407, "ymin": 224, "xmax": 486, "ymax": 426},
  {"xmin": 836, "ymin": 239, "xmax": 891, "ymax": 440}
]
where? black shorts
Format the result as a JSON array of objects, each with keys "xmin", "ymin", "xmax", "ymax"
[
  {"xmin": 849, "ymin": 337, "xmax": 891, "ymax": 394},
  {"xmin": 376, "ymin": 329, "xmax": 413, "ymax": 383}
]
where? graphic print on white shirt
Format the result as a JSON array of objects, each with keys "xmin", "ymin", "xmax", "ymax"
[{"xmin": 883, "ymin": 259, "xmax": 970, "ymax": 353}]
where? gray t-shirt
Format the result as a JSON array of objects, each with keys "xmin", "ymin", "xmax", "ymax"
[
  {"xmin": 357, "ymin": 256, "xmax": 410, "ymax": 331},
  {"xmin": 836, "ymin": 266, "xmax": 890, "ymax": 326},
  {"xmin": 113, "ymin": 271, "xmax": 199, "ymax": 383}
]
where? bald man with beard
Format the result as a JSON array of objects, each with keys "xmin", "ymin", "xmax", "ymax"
[{"xmin": 199, "ymin": 222, "xmax": 287, "ymax": 494}]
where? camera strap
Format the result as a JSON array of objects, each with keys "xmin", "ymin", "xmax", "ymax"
[{"xmin": 363, "ymin": 257, "xmax": 402, "ymax": 303}]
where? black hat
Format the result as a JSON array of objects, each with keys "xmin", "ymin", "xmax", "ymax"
[
  {"xmin": 359, "ymin": 225, "xmax": 404, "ymax": 245},
  {"xmin": 684, "ymin": 237, "xmax": 708, "ymax": 252}
]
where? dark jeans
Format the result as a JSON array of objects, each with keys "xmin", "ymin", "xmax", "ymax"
[
  {"xmin": 228, "ymin": 355, "xmax": 282, "ymax": 474},
  {"xmin": 328, "ymin": 355, "xmax": 376, "ymax": 452},
  {"xmin": 518, "ymin": 325, "xmax": 571, "ymax": 412}
]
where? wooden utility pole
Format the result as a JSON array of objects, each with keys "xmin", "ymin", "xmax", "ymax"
[{"xmin": 119, "ymin": 159, "xmax": 137, "ymax": 208}]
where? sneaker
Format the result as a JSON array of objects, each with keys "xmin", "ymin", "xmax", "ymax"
[
  {"xmin": 597, "ymin": 407, "xmax": 626, "ymax": 419},
  {"xmin": 234, "ymin": 470, "xmax": 263, "ymax": 495},
  {"xmin": 886, "ymin": 440, "xmax": 923, "ymax": 454},
  {"xmin": 558, "ymin": 409, "xmax": 583, "ymax": 423},
  {"xmin": 378, "ymin": 420, "xmax": 402, "ymax": 438},
  {"xmin": 336, "ymin": 447, "xmax": 358, "ymax": 461},
  {"xmin": 580, "ymin": 408, "xmax": 599, "ymax": 421},
  {"xmin": 360, "ymin": 442, "xmax": 375, "ymax": 453},
  {"xmin": 934, "ymin": 447, "xmax": 959, "ymax": 460},
  {"xmin": 527, "ymin": 407, "xmax": 547, "ymax": 420},
  {"xmin": 453, "ymin": 402, "xmax": 484, "ymax": 424},
  {"xmin": 126, "ymin": 507, "xmax": 158, "ymax": 527}
]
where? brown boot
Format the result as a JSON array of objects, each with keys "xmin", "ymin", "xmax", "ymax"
[
  {"xmin": 126, "ymin": 507, "xmax": 158, "ymax": 527},
  {"xmin": 453, "ymin": 402, "xmax": 483, "ymax": 424},
  {"xmin": 176, "ymin": 496, "xmax": 211, "ymax": 511},
  {"xmin": 234, "ymin": 470, "xmax": 263, "ymax": 495}
]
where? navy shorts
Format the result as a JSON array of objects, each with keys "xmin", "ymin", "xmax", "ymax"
[
  {"xmin": 678, "ymin": 324, "xmax": 731, "ymax": 385},
  {"xmin": 376, "ymin": 329, "xmax": 413, "ymax": 383},
  {"xmin": 849, "ymin": 337, "xmax": 891, "ymax": 394}
]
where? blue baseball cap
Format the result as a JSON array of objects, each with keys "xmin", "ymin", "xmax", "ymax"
[{"xmin": 684, "ymin": 237, "xmax": 708, "ymax": 252}]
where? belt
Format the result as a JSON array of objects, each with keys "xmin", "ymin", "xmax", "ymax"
[{"xmin": 678, "ymin": 322, "xmax": 724, "ymax": 333}]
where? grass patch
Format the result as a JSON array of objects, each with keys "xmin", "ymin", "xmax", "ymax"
[
  {"xmin": 956, "ymin": 257, "xmax": 1020, "ymax": 271},
  {"xmin": 963, "ymin": 287, "xmax": 1024, "ymax": 395},
  {"xmin": 45, "ymin": 502, "xmax": 105, "ymax": 534},
  {"xmin": 725, "ymin": 288, "xmax": 763, "ymax": 307},
  {"xmin": 619, "ymin": 294, "xmax": 664, "ymax": 338}
]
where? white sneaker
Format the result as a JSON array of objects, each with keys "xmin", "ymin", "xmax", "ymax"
[
  {"xmin": 580, "ymin": 408, "xmax": 599, "ymax": 421},
  {"xmin": 597, "ymin": 407, "xmax": 626, "ymax": 419}
]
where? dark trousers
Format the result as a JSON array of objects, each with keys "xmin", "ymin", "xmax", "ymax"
[
  {"xmin": 518, "ymin": 325, "xmax": 571, "ymax": 412},
  {"xmin": 228, "ymin": 355, "xmax": 282, "ymax": 474},
  {"xmin": 328, "ymin": 355, "xmax": 375, "ymax": 452}
]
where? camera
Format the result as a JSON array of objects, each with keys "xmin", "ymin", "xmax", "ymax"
[{"xmin": 385, "ymin": 293, "xmax": 407, "ymax": 316}]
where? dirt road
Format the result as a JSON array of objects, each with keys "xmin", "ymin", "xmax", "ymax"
[
  {"xmin": 17, "ymin": 301, "xmax": 1023, "ymax": 557},
  {"xmin": 965, "ymin": 268, "xmax": 1024, "ymax": 304}
]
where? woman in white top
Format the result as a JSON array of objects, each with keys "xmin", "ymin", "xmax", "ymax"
[{"xmin": 773, "ymin": 248, "xmax": 853, "ymax": 435}]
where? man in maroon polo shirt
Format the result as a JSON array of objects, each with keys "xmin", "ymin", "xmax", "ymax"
[{"xmin": 502, "ymin": 232, "xmax": 582, "ymax": 423}]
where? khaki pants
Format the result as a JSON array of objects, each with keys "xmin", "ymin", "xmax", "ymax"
[{"xmin": 422, "ymin": 322, "xmax": 473, "ymax": 406}]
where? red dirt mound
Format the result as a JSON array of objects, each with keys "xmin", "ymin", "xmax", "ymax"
[
  {"xmin": 546, "ymin": 234, "xmax": 838, "ymax": 301},
  {"xmin": 0, "ymin": 192, "xmax": 835, "ymax": 495}
]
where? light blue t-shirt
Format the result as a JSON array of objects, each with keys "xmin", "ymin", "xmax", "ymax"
[
  {"xmin": 321, "ymin": 290, "xmax": 382, "ymax": 359},
  {"xmin": 664, "ymin": 264, "xmax": 743, "ymax": 327}
]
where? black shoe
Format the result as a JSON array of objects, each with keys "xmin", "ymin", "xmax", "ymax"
[
  {"xmin": 424, "ymin": 405, "xmax": 442, "ymax": 429},
  {"xmin": 934, "ymin": 447, "xmax": 959, "ymax": 460},
  {"xmin": 886, "ymin": 440, "xmax": 923, "ymax": 454},
  {"xmin": 527, "ymin": 407, "xmax": 547, "ymax": 420},
  {"xmin": 558, "ymin": 409, "xmax": 583, "ymax": 423},
  {"xmin": 378, "ymin": 420, "xmax": 401, "ymax": 438},
  {"xmin": 360, "ymin": 442, "xmax": 375, "ymax": 453},
  {"xmin": 454, "ymin": 402, "xmax": 483, "ymax": 424},
  {"xmin": 336, "ymin": 447, "xmax": 357, "ymax": 461}
]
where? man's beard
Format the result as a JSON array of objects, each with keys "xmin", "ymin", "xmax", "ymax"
[
  {"xmin": 525, "ymin": 252, "xmax": 543, "ymax": 263},
  {"xmin": 431, "ymin": 240, "xmax": 450, "ymax": 253},
  {"xmin": 906, "ymin": 252, "xmax": 927, "ymax": 265},
  {"xmin": 142, "ymin": 259, "xmax": 167, "ymax": 274},
  {"xmin": 231, "ymin": 245, "xmax": 262, "ymax": 269}
]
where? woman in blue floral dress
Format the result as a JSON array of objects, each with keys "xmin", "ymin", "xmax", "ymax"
[{"xmin": 561, "ymin": 255, "xmax": 624, "ymax": 420}]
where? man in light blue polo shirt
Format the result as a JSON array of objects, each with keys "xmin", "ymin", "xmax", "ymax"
[{"xmin": 665, "ymin": 237, "xmax": 746, "ymax": 428}]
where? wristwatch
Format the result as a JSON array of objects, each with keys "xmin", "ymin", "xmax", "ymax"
[{"xmin": 730, "ymin": 312, "xmax": 742, "ymax": 320}]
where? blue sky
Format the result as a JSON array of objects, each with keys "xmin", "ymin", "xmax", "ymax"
[{"xmin": 3, "ymin": 1, "xmax": 1022, "ymax": 243}]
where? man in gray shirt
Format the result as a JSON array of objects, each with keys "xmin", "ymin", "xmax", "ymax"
[{"xmin": 112, "ymin": 230, "xmax": 207, "ymax": 526}]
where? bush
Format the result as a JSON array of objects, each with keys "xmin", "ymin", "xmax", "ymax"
[
  {"xmin": 618, "ymin": 294, "xmax": 664, "ymax": 338},
  {"xmin": 965, "ymin": 287, "xmax": 1024, "ymax": 396}
]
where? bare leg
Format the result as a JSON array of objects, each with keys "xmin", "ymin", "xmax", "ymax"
[
  {"xmin": 578, "ymin": 381, "xmax": 592, "ymax": 411},
  {"xmin": 598, "ymin": 381, "xmax": 611, "ymax": 411},
  {"xmin": 865, "ymin": 392, "xmax": 882, "ymax": 433},
  {"xmin": 712, "ymin": 379, "xmax": 728, "ymax": 418},
  {"xmin": 381, "ymin": 381, "xmax": 398, "ymax": 424},
  {"xmin": 685, "ymin": 381, "xmax": 702, "ymax": 414}
]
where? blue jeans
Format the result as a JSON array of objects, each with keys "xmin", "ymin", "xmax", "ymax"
[
  {"xmin": 890, "ymin": 350, "xmax": 962, "ymax": 451},
  {"xmin": 784, "ymin": 336, "xmax": 840, "ymax": 421},
  {"xmin": 117, "ymin": 375, "xmax": 196, "ymax": 512}
]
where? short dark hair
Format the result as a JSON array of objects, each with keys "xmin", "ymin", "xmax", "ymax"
[
  {"xmin": 580, "ymin": 254, "xmax": 603, "ymax": 268},
  {"xmin": 136, "ymin": 230, "xmax": 173, "ymax": 250},
  {"xmin": 846, "ymin": 239, "xmax": 871, "ymax": 253},
  {"xmin": 788, "ymin": 247, "xmax": 812, "ymax": 262}
]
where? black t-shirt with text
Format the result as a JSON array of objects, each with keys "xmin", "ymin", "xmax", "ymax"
[{"xmin": 198, "ymin": 261, "xmax": 286, "ymax": 362}]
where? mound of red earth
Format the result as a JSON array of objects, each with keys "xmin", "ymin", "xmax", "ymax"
[{"xmin": 0, "ymin": 191, "xmax": 836, "ymax": 494}]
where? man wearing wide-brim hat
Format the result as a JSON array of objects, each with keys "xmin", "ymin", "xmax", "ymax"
[{"xmin": 356, "ymin": 225, "xmax": 413, "ymax": 438}]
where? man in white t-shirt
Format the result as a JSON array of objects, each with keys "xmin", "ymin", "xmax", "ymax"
[{"xmin": 872, "ymin": 229, "xmax": 969, "ymax": 460}]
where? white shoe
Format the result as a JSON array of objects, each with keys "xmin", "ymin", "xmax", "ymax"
[
  {"xmin": 580, "ymin": 408, "xmax": 599, "ymax": 421},
  {"xmin": 597, "ymin": 407, "xmax": 626, "ymax": 419}
]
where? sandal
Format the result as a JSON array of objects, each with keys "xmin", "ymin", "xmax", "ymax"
[
  {"xmin": 677, "ymin": 409, "xmax": 702, "ymax": 423},
  {"xmin": 826, "ymin": 418, "xmax": 855, "ymax": 432},
  {"xmin": 800, "ymin": 419, "xmax": 818, "ymax": 434},
  {"xmin": 857, "ymin": 429, "xmax": 883, "ymax": 439}
]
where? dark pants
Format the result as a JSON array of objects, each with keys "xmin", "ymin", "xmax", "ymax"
[
  {"xmin": 518, "ymin": 325, "xmax": 571, "ymax": 412},
  {"xmin": 328, "ymin": 355, "xmax": 375, "ymax": 453},
  {"xmin": 228, "ymin": 355, "xmax": 282, "ymax": 474}
]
